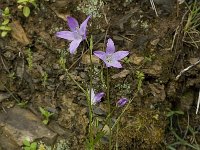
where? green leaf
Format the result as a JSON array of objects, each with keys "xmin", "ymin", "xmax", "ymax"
[
  {"xmin": 166, "ymin": 111, "xmax": 174, "ymax": 117},
  {"xmin": 4, "ymin": 7, "xmax": 9, "ymax": 15},
  {"xmin": 17, "ymin": 101, "xmax": 28, "ymax": 108},
  {"xmin": 29, "ymin": 0, "xmax": 37, "ymax": 8},
  {"xmin": 17, "ymin": 0, "xmax": 28, "ymax": 3},
  {"xmin": 174, "ymin": 110, "xmax": 184, "ymax": 115},
  {"xmin": 24, "ymin": 147, "xmax": 31, "ymax": 150},
  {"xmin": 39, "ymin": 107, "xmax": 46, "ymax": 115},
  {"xmin": 2, "ymin": 19, "xmax": 10, "ymax": 25},
  {"xmin": 43, "ymin": 119, "xmax": 48, "ymax": 125},
  {"xmin": 23, "ymin": 6, "xmax": 30, "ymax": 17},
  {"xmin": 23, "ymin": 139, "xmax": 30, "ymax": 146},
  {"xmin": 89, "ymin": 35, "xmax": 93, "ymax": 51},
  {"xmin": 94, "ymin": 131, "xmax": 107, "ymax": 144},
  {"xmin": 1, "ymin": 31, "xmax": 8, "ymax": 37},
  {"xmin": 30, "ymin": 142, "xmax": 37, "ymax": 150},
  {"xmin": 0, "ymin": 26, "xmax": 11, "ymax": 31}
]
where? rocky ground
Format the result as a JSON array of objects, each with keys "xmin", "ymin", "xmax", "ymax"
[{"xmin": 0, "ymin": 0, "xmax": 200, "ymax": 149}]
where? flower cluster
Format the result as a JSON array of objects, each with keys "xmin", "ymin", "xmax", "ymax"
[
  {"xmin": 89, "ymin": 88, "xmax": 128, "ymax": 107},
  {"xmin": 56, "ymin": 16, "xmax": 129, "ymax": 107},
  {"xmin": 56, "ymin": 16, "xmax": 129, "ymax": 69}
]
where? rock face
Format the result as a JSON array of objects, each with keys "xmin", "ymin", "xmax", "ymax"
[{"xmin": 0, "ymin": 106, "xmax": 57, "ymax": 149}]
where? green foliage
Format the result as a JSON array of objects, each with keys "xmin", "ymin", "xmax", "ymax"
[
  {"xmin": 59, "ymin": 50, "xmax": 67, "ymax": 69},
  {"xmin": 17, "ymin": 100, "xmax": 29, "ymax": 108},
  {"xmin": 136, "ymin": 71, "xmax": 145, "ymax": 91},
  {"xmin": 0, "ymin": 7, "xmax": 11, "ymax": 37},
  {"xmin": 23, "ymin": 139, "xmax": 37, "ymax": 150},
  {"xmin": 183, "ymin": 0, "xmax": 200, "ymax": 48},
  {"xmin": 42, "ymin": 72, "xmax": 48, "ymax": 87},
  {"xmin": 39, "ymin": 107, "xmax": 54, "ymax": 125},
  {"xmin": 166, "ymin": 109, "xmax": 184, "ymax": 117},
  {"xmin": 17, "ymin": 0, "xmax": 37, "ymax": 17}
]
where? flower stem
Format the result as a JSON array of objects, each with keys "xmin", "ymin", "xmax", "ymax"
[
  {"xmin": 88, "ymin": 36, "xmax": 94, "ymax": 149},
  {"xmin": 65, "ymin": 69, "xmax": 94, "ymax": 148},
  {"xmin": 65, "ymin": 69, "xmax": 87, "ymax": 95},
  {"xmin": 106, "ymin": 68, "xmax": 112, "ymax": 150},
  {"xmin": 111, "ymin": 91, "xmax": 138, "ymax": 130}
]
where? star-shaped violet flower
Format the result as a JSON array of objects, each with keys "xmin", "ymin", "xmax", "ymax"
[
  {"xmin": 89, "ymin": 88, "xmax": 104, "ymax": 105},
  {"xmin": 93, "ymin": 38, "xmax": 129, "ymax": 68},
  {"xmin": 116, "ymin": 98, "xmax": 128, "ymax": 107},
  {"xmin": 56, "ymin": 16, "xmax": 91, "ymax": 54}
]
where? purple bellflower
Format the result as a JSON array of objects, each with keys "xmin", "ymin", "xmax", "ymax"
[
  {"xmin": 117, "ymin": 98, "xmax": 128, "ymax": 107},
  {"xmin": 56, "ymin": 16, "xmax": 91, "ymax": 54},
  {"xmin": 94, "ymin": 38, "xmax": 129, "ymax": 68},
  {"xmin": 89, "ymin": 88, "xmax": 104, "ymax": 105}
]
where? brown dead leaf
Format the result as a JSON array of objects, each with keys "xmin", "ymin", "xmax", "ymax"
[
  {"xmin": 111, "ymin": 69, "xmax": 130, "ymax": 79},
  {"xmin": 10, "ymin": 20, "xmax": 30, "ymax": 45},
  {"xmin": 54, "ymin": 10, "xmax": 69, "ymax": 21}
]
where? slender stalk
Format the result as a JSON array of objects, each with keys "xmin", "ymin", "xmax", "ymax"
[
  {"xmin": 65, "ymin": 69, "xmax": 87, "ymax": 95},
  {"xmin": 111, "ymin": 91, "xmax": 138, "ymax": 130},
  {"xmin": 65, "ymin": 68, "xmax": 93, "ymax": 148},
  {"xmin": 116, "ymin": 123, "xmax": 119, "ymax": 150},
  {"xmin": 88, "ymin": 37, "xmax": 94, "ymax": 149},
  {"xmin": 106, "ymin": 68, "xmax": 112, "ymax": 150}
]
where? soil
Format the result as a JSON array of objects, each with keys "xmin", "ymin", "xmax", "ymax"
[{"xmin": 1, "ymin": 0, "xmax": 200, "ymax": 149}]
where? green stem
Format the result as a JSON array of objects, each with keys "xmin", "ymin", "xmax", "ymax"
[
  {"xmin": 88, "ymin": 37, "xmax": 94, "ymax": 149},
  {"xmin": 65, "ymin": 69, "xmax": 87, "ymax": 95},
  {"xmin": 106, "ymin": 68, "xmax": 112, "ymax": 150},
  {"xmin": 65, "ymin": 69, "xmax": 94, "ymax": 148},
  {"xmin": 111, "ymin": 91, "xmax": 138, "ymax": 130}
]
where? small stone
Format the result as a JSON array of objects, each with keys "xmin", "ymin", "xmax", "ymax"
[
  {"xmin": 111, "ymin": 69, "xmax": 130, "ymax": 79},
  {"xmin": 102, "ymin": 125, "xmax": 110, "ymax": 135},
  {"xmin": 143, "ymin": 64, "xmax": 162, "ymax": 76},
  {"xmin": 113, "ymin": 35, "xmax": 123, "ymax": 41},
  {"xmin": 53, "ymin": 63, "xmax": 60, "ymax": 70},
  {"xmin": 33, "ymin": 53, "xmax": 45, "ymax": 62},
  {"xmin": 79, "ymin": 72, "xmax": 87, "ymax": 79},
  {"xmin": 93, "ymin": 107, "xmax": 106, "ymax": 116},
  {"xmin": 81, "ymin": 54, "xmax": 99, "ymax": 65},
  {"xmin": 189, "ymin": 58, "xmax": 200, "ymax": 69},
  {"xmin": 0, "ymin": 106, "xmax": 57, "ymax": 146},
  {"xmin": 3, "ymin": 51, "xmax": 15, "ymax": 60},
  {"xmin": 0, "ymin": 132, "xmax": 20, "ymax": 150},
  {"xmin": 0, "ymin": 93, "xmax": 11, "ymax": 102},
  {"xmin": 129, "ymin": 54, "xmax": 144, "ymax": 65},
  {"xmin": 59, "ymin": 75, "xmax": 65, "ymax": 81},
  {"xmin": 150, "ymin": 39, "xmax": 160, "ymax": 46}
]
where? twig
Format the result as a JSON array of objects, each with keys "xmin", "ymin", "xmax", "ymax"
[
  {"xmin": 150, "ymin": 0, "xmax": 158, "ymax": 17},
  {"xmin": 196, "ymin": 89, "xmax": 200, "ymax": 114},
  {"xmin": 175, "ymin": 59, "xmax": 200, "ymax": 80}
]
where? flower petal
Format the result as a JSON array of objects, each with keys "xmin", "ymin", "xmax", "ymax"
[
  {"xmin": 112, "ymin": 51, "xmax": 129, "ymax": 61},
  {"xmin": 80, "ymin": 16, "xmax": 91, "ymax": 39},
  {"xmin": 109, "ymin": 60, "xmax": 122, "ymax": 68},
  {"xmin": 117, "ymin": 98, "xmax": 128, "ymax": 107},
  {"xmin": 106, "ymin": 38, "xmax": 115, "ymax": 54},
  {"xmin": 93, "ymin": 51, "xmax": 106, "ymax": 60},
  {"xmin": 67, "ymin": 16, "xmax": 79, "ymax": 31},
  {"xmin": 90, "ymin": 88, "xmax": 95, "ymax": 101},
  {"xmin": 56, "ymin": 31, "xmax": 76, "ymax": 41},
  {"xmin": 69, "ymin": 39, "xmax": 82, "ymax": 54},
  {"xmin": 94, "ymin": 92, "xmax": 105, "ymax": 103}
]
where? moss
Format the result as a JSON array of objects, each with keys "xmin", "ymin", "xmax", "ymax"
[
  {"xmin": 76, "ymin": 0, "xmax": 104, "ymax": 18},
  {"xmin": 117, "ymin": 108, "xmax": 167, "ymax": 149}
]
